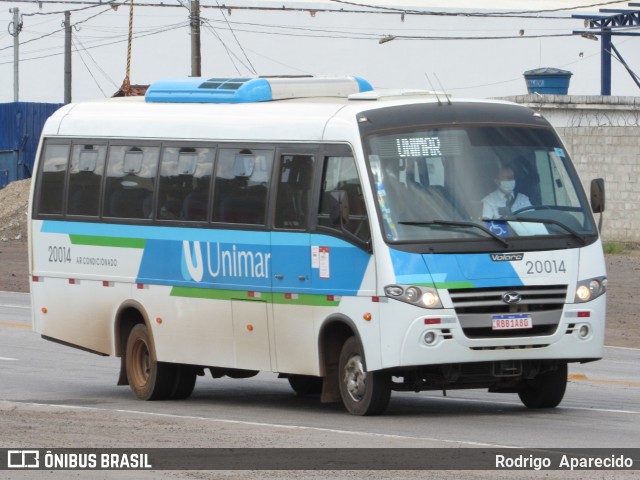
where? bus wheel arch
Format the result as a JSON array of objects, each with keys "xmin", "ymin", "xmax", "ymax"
[
  {"xmin": 338, "ymin": 336, "xmax": 391, "ymax": 415},
  {"xmin": 317, "ymin": 315, "xmax": 360, "ymax": 404},
  {"xmin": 114, "ymin": 302, "xmax": 197, "ymax": 401}
]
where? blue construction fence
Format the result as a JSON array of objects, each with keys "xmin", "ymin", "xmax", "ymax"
[{"xmin": 0, "ymin": 102, "xmax": 63, "ymax": 189}]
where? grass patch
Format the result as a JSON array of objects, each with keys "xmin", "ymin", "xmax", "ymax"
[{"xmin": 603, "ymin": 242, "xmax": 625, "ymax": 255}]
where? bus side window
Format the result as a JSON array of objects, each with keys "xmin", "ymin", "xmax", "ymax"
[
  {"xmin": 67, "ymin": 144, "xmax": 106, "ymax": 217},
  {"xmin": 37, "ymin": 142, "xmax": 70, "ymax": 216},
  {"xmin": 157, "ymin": 146, "xmax": 214, "ymax": 222},
  {"xmin": 212, "ymin": 148, "xmax": 274, "ymax": 225},
  {"xmin": 317, "ymin": 156, "xmax": 370, "ymax": 244},
  {"xmin": 103, "ymin": 145, "xmax": 160, "ymax": 219},
  {"xmin": 274, "ymin": 154, "xmax": 314, "ymax": 230}
]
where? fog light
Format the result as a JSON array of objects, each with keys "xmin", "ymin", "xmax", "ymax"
[
  {"xmin": 579, "ymin": 325, "xmax": 590, "ymax": 338},
  {"xmin": 424, "ymin": 331, "xmax": 437, "ymax": 345}
]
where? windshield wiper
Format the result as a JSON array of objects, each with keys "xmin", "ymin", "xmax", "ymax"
[
  {"xmin": 496, "ymin": 217, "xmax": 588, "ymax": 245},
  {"xmin": 399, "ymin": 220, "xmax": 509, "ymax": 247}
]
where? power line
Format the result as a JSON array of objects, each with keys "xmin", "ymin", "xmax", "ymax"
[
  {"xmin": 170, "ymin": 1, "xmax": 244, "ymax": 74},
  {"xmin": 74, "ymin": 32, "xmax": 119, "ymax": 89},
  {"xmin": 195, "ymin": 17, "xmax": 578, "ymax": 41},
  {"xmin": 19, "ymin": 0, "xmax": 122, "ymax": 17},
  {"xmin": 0, "ymin": 21, "xmax": 187, "ymax": 64},
  {"xmin": 200, "ymin": 18, "xmax": 251, "ymax": 74},
  {"xmin": 0, "ymin": 0, "xmax": 622, "ymax": 20},
  {"xmin": 0, "ymin": 6, "xmax": 117, "ymax": 53},
  {"xmin": 214, "ymin": 0, "xmax": 256, "ymax": 74},
  {"xmin": 72, "ymin": 35, "xmax": 108, "ymax": 96},
  {"xmin": 329, "ymin": 0, "xmax": 631, "ymax": 18}
]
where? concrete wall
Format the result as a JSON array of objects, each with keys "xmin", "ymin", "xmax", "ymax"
[{"xmin": 500, "ymin": 95, "xmax": 640, "ymax": 244}]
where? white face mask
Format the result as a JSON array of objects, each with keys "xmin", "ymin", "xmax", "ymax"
[{"xmin": 500, "ymin": 180, "xmax": 516, "ymax": 193}]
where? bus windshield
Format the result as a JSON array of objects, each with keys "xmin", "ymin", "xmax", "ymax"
[{"xmin": 365, "ymin": 125, "xmax": 596, "ymax": 245}]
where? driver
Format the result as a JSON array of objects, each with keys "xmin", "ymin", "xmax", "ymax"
[{"xmin": 482, "ymin": 166, "xmax": 531, "ymax": 218}]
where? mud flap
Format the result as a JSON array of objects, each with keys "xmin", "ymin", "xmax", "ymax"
[
  {"xmin": 117, "ymin": 354, "xmax": 129, "ymax": 386},
  {"xmin": 320, "ymin": 361, "xmax": 341, "ymax": 403}
]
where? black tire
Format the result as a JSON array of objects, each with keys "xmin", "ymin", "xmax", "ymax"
[
  {"xmin": 170, "ymin": 365, "xmax": 197, "ymax": 400},
  {"xmin": 338, "ymin": 336, "xmax": 391, "ymax": 416},
  {"xmin": 125, "ymin": 323, "xmax": 176, "ymax": 400},
  {"xmin": 288, "ymin": 375, "xmax": 323, "ymax": 396},
  {"xmin": 518, "ymin": 363, "xmax": 568, "ymax": 409}
]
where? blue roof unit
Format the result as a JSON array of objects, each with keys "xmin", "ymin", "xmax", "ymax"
[{"xmin": 145, "ymin": 76, "xmax": 373, "ymax": 104}]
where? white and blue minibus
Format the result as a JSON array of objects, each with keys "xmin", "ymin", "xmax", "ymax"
[{"xmin": 29, "ymin": 76, "xmax": 606, "ymax": 415}]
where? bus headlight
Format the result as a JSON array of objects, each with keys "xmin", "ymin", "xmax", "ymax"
[
  {"xmin": 384, "ymin": 284, "xmax": 443, "ymax": 309},
  {"xmin": 405, "ymin": 287, "xmax": 421, "ymax": 302},
  {"xmin": 574, "ymin": 277, "xmax": 607, "ymax": 303}
]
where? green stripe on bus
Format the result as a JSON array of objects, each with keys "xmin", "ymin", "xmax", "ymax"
[
  {"xmin": 171, "ymin": 286, "xmax": 269, "ymax": 302},
  {"xmin": 69, "ymin": 235, "xmax": 146, "ymax": 249},
  {"xmin": 434, "ymin": 281, "xmax": 476, "ymax": 289},
  {"xmin": 170, "ymin": 286, "xmax": 340, "ymax": 307},
  {"xmin": 272, "ymin": 293, "xmax": 340, "ymax": 307},
  {"xmin": 414, "ymin": 281, "xmax": 476, "ymax": 289}
]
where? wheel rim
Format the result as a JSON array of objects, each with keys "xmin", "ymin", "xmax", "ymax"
[
  {"xmin": 130, "ymin": 337, "xmax": 151, "ymax": 388},
  {"xmin": 343, "ymin": 354, "xmax": 366, "ymax": 402}
]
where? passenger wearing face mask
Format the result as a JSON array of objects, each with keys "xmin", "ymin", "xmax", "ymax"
[{"xmin": 481, "ymin": 166, "xmax": 531, "ymax": 219}]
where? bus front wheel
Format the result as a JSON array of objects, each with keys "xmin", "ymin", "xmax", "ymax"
[
  {"xmin": 288, "ymin": 375, "xmax": 323, "ymax": 396},
  {"xmin": 125, "ymin": 323, "xmax": 177, "ymax": 400},
  {"xmin": 338, "ymin": 336, "xmax": 391, "ymax": 415},
  {"xmin": 517, "ymin": 363, "xmax": 568, "ymax": 409}
]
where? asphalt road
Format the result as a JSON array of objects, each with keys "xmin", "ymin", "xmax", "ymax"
[{"xmin": 1, "ymin": 291, "xmax": 639, "ymax": 478}]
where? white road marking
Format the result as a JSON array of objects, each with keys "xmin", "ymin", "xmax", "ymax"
[
  {"xmin": 18, "ymin": 399, "xmax": 639, "ymax": 453},
  {"xmin": 22, "ymin": 402, "xmax": 513, "ymax": 448},
  {"xmin": 427, "ymin": 395, "xmax": 640, "ymax": 414},
  {"xmin": 0, "ymin": 356, "xmax": 18, "ymax": 361},
  {"xmin": 605, "ymin": 345, "xmax": 640, "ymax": 351}
]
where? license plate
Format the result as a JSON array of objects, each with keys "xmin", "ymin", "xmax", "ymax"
[{"xmin": 492, "ymin": 314, "xmax": 532, "ymax": 330}]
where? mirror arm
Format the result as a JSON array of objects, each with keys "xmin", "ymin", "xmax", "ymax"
[{"xmin": 598, "ymin": 212, "xmax": 603, "ymax": 233}]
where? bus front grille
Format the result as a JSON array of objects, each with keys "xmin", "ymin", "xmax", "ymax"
[
  {"xmin": 449, "ymin": 285, "xmax": 567, "ymax": 315},
  {"xmin": 449, "ymin": 285, "xmax": 567, "ymax": 339}
]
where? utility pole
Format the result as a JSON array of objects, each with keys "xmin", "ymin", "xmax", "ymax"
[
  {"xmin": 190, "ymin": 0, "xmax": 201, "ymax": 77},
  {"xmin": 64, "ymin": 11, "xmax": 72, "ymax": 104},
  {"xmin": 10, "ymin": 8, "xmax": 20, "ymax": 102}
]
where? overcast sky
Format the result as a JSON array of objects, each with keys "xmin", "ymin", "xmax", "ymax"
[{"xmin": 1, "ymin": 0, "xmax": 639, "ymax": 103}]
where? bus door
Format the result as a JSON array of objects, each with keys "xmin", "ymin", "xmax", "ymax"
[{"xmin": 270, "ymin": 150, "xmax": 317, "ymax": 373}]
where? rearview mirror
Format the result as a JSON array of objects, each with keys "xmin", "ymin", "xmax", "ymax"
[{"xmin": 590, "ymin": 178, "xmax": 605, "ymax": 213}]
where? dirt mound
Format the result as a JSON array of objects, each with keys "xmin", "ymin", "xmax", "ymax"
[{"xmin": 0, "ymin": 179, "xmax": 30, "ymax": 243}]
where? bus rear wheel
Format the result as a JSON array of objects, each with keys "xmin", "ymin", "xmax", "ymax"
[
  {"xmin": 338, "ymin": 336, "xmax": 391, "ymax": 416},
  {"xmin": 125, "ymin": 323, "xmax": 177, "ymax": 400},
  {"xmin": 518, "ymin": 363, "xmax": 568, "ymax": 409},
  {"xmin": 170, "ymin": 365, "xmax": 197, "ymax": 400}
]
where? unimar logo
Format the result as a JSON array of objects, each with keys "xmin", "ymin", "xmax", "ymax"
[
  {"xmin": 490, "ymin": 253, "xmax": 524, "ymax": 262},
  {"xmin": 182, "ymin": 241, "xmax": 271, "ymax": 283}
]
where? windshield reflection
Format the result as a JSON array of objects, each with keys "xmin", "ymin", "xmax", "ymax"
[{"xmin": 366, "ymin": 126, "xmax": 595, "ymax": 243}]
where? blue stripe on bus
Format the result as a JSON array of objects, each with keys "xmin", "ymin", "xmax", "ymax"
[
  {"xmin": 42, "ymin": 221, "xmax": 270, "ymax": 244},
  {"xmin": 389, "ymin": 248, "xmax": 523, "ymax": 288}
]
